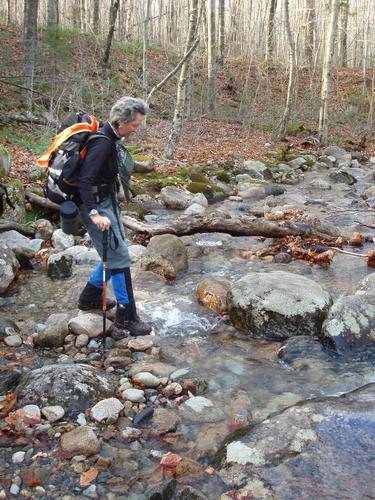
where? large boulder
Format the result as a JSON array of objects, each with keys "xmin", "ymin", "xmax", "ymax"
[
  {"xmin": 33, "ymin": 313, "xmax": 70, "ymax": 348},
  {"xmin": 0, "ymin": 242, "xmax": 20, "ymax": 294},
  {"xmin": 241, "ymin": 160, "xmax": 272, "ymax": 180},
  {"xmin": 228, "ymin": 271, "xmax": 332, "ymax": 340},
  {"xmin": 63, "ymin": 245, "xmax": 99, "ymax": 266},
  {"xmin": 15, "ymin": 364, "xmax": 118, "ymax": 418},
  {"xmin": 320, "ymin": 275, "xmax": 375, "ymax": 354},
  {"xmin": 329, "ymin": 169, "xmax": 357, "ymax": 185},
  {"xmin": 0, "ymin": 230, "xmax": 43, "ymax": 253},
  {"xmin": 1, "ymin": 180, "xmax": 26, "ymax": 224},
  {"xmin": 52, "ymin": 229, "xmax": 75, "ymax": 251},
  {"xmin": 140, "ymin": 234, "xmax": 188, "ymax": 280},
  {"xmin": 213, "ymin": 384, "xmax": 375, "ymax": 499},
  {"xmin": 160, "ymin": 186, "xmax": 194, "ymax": 210}
]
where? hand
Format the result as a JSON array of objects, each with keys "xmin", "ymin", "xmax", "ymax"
[{"xmin": 90, "ymin": 214, "xmax": 111, "ymax": 231}]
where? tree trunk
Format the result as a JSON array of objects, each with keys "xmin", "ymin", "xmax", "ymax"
[
  {"xmin": 265, "ymin": 0, "xmax": 277, "ymax": 67},
  {"xmin": 47, "ymin": 0, "xmax": 59, "ymax": 27},
  {"xmin": 207, "ymin": 0, "xmax": 217, "ymax": 114},
  {"xmin": 339, "ymin": 0, "xmax": 349, "ymax": 68},
  {"xmin": 7, "ymin": 0, "xmax": 11, "ymax": 24},
  {"xmin": 305, "ymin": 0, "xmax": 315, "ymax": 67},
  {"xmin": 81, "ymin": 0, "xmax": 87, "ymax": 32},
  {"xmin": 318, "ymin": 0, "xmax": 340, "ymax": 145},
  {"xmin": 22, "ymin": 0, "xmax": 39, "ymax": 112},
  {"xmin": 275, "ymin": 0, "xmax": 297, "ymax": 141},
  {"xmin": 93, "ymin": 0, "xmax": 100, "ymax": 34},
  {"xmin": 143, "ymin": 0, "xmax": 151, "ymax": 101},
  {"xmin": 217, "ymin": 0, "xmax": 225, "ymax": 65},
  {"xmin": 101, "ymin": 0, "xmax": 120, "ymax": 78},
  {"xmin": 164, "ymin": 0, "xmax": 200, "ymax": 159}
]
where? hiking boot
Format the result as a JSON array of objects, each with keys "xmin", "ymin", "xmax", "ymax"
[
  {"xmin": 112, "ymin": 302, "xmax": 152, "ymax": 337},
  {"xmin": 78, "ymin": 282, "xmax": 116, "ymax": 311}
]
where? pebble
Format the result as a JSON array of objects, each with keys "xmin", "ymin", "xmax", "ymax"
[
  {"xmin": 35, "ymin": 486, "xmax": 46, "ymax": 495},
  {"xmin": 123, "ymin": 389, "xmax": 146, "ymax": 403},
  {"xmin": 76, "ymin": 334, "xmax": 90, "ymax": 348},
  {"xmin": 22, "ymin": 404, "xmax": 41, "ymax": 422},
  {"xmin": 12, "ymin": 451, "xmax": 25, "ymax": 464},
  {"xmin": 61, "ymin": 426, "xmax": 99, "ymax": 456},
  {"xmin": 162, "ymin": 382, "xmax": 183, "ymax": 398},
  {"xmin": 10, "ymin": 484, "xmax": 20, "ymax": 496},
  {"xmin": 4, "ymin": 335, "xmax": 22, "ymax": 347},
  {"xmin": 90, "ymin": 398, "xmax": 123, "ymax": 423},
  {"xmin": 87, "ymin": 339, "xmax": 100, "ymax": 350},
  {"xmin": 121, "ymin": 427, "xmax": 142, "ymax": 440},
  {"xmin": 133, "ymin": 372, "xmax": 161, "ymax": 388},
  {"xmin": 41, "ymin": 405, "xmax": 65, "ymax": 423},
  {"xmin": 83, "ymin": 484, "xmax": 97, "ymax": 498},
  {"xmin": 184, "ymin": 396, "xmax": 213, "ymax": 412},
  {"xmin": 77, "ymin": 413, "xmax": 87, "ymax": 426}
]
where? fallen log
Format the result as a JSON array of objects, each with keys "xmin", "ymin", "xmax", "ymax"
[
  {"xmin": 0, "ymin": 219, "xmax": 35, "ymax": 237},
  {"xmin": 25, "ymin": 189, "xmax": 59, "ymax": 211},
  {"xmin": 122, "ymin": 214, "xmax": 340, "ymax": 240}
]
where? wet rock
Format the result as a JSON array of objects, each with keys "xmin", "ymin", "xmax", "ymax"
[
  {"xmin": 309, "ymin": 178, "xmax": 332, "ymax": 190},
  {"xmin": 228, "ymin": 271, "xmax": 332, "ymax": 340},
  {"xmin": 0, "ymin": 230, "xmax": 42, "ymax": 254},
  {"xmin": 264, "ymin": 184, "xmax": 285, "ymax": 196},
  {"xmin": 361, "ymin": 185, "xmax": 375, "ymax": 200},
  {"xmin": 196, "ymin": 277, "xmax": 231, "ymax": 315},
  {"xmin": 0, "ymin": 242, "xmax": 20, "ymax": 294},
  {"xmin": 33, "ymin": 313, "xmax": 69, "ymax": 348},
  {"xmin": 63, "ymin": 245, "xmax": 99, "ymax": 266},
  {"xmin": 241, "ymin": 160, "xmax": 272, "ymax": 180},
  {"xmin": 151, "ymin": 408, "xmax": 180, "ymax": 434},
  {"xmin": 15, "ymin": 364, "xmax": 117, "ymax": 418},
  {"xmin": 128, "ymin": 362, "xmax": 177, "ymax": 378},
  {"xmin": 90, "ymin": 398, "xmax": 123, "ymax": 423},
  {"xmin": 145, "ymin": 479, "xmax": 178, "ymax": 500},
  {"xmin": 329, "ymin": 169, "xmax": 357, "ymax": 185},
  {"xmin": 177, "ymin": 486, "xmax": 208, "ymax": 500},
  {"xmin": 4, "ymin": 335, "xmax": 22, "ymax": 347},
  {"xmin": 51, "ymin": 229, "xmax": 75, "ymax": 250},
  {"xmin": 127, "ymin": 336, "xmax": 154, "ymax": 351},
  {"xmin": 162, "ymin": 382, "xmax": 183, "ymax": 398},
  {"xmin": 237, "ymin": 186, "xmax": 266, "ymax": 201},
  {"xmin": 170, "ymin": 368, "xmax": 208, "ymax": 396},
  {"xmin": 141, "ymin": 234, "xmax": 188, "ymax": 280},
  {"xmin": 121, "ymin": 427, "xmax": 142, "ymax": 440},
  {"xmin": 214, "ymin": 384, "xmax": 375, "ymax": 499},
  {"xmin": 47, "ymin": 252, "xmax": 73, "ymax": 279},
  {"xmin": 41, "ymin": 405, "xmax": 65, "ymax": 422},
  {"xmin": 195, "ymin": 424, "xmax": 229, "ymax": 459},
  {"xmin": 183, "ymin": 396, "xmax": 225, "ymax": 423},
  {"xmin": 184, "ymin": 203, "xmax": 206, "ymax": 216},
  {"xmin": 273, "ymin": 252, "xmax": 292, "ymax": 264},
  {"xmin": 12, "ymin": 451, "xmax": 26, "ymax": 464},
  {"xmin": 160, "ymin": 186, "xmax": 194, "ymax": 209},
  {"xmin": 321, "ymin": 293, "xmax": 375, "ymax": 354},
  {"xmin": 0, "ymin": 369, "xmax": 22, "ymax": 393},
  {"xmin": 123, "ymin": 388, "xmax": 146, "ymax": 403},
  {"xmin": 69, "ymin": 313, "xmax": 113, "ymax": 338},
  {"xmin": 133, "ymin": 405, "xmax": 154, "ymax": 426},
  {"xmin": 133, "ymin": 372, "xmax": 161, "ymax": 388},
  {"xmin": 61, "ymin": 426, "xmax": 99, "ymax": 456},
  {"xmin": 34, "ymin": 219, "xmax": 54, "ymax": 241}
]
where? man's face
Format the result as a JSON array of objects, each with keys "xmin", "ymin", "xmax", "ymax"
[{"xmin": 117, "ymin": 113, "xmax": 144, "ymax": 138}]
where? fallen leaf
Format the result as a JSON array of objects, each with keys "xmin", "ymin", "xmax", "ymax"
[
  {"xmin": 160, "ymin": 452, "xmax": 182, "ymax": 469},
  {"xmin": 80, "ymin": 467, "xmax": 98, "ymax": 487},
  {"xmin": 0, "ymin": 393, "xmax": 17, "ymax": 418}
]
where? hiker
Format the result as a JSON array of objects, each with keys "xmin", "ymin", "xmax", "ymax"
[{"xmin": 77, "ymin": 96, "xmax": 152, "ymax": 337}]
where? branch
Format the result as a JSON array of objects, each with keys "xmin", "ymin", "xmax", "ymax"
[
  {"xmin": 25, "ymin": 189, "xmax": 59, "ymax": 211},
  {"xmin": 146, "ymin": 36, "xmax": 200, "ymax": 103},
  {"xmin": 0, "ymin": 220, "xmax": 35, "ymax": 237}
]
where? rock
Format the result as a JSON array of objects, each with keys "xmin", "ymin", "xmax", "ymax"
[
  {"xmin": 228, "ymin": 271, "xmax": 332, "ymax": 340},
  {"xmin": 329, "ymin": 169, "xmax": 357, "ymax": 185},
  {"xmin": 41, "ymin": 405, "xmax": 65, "ymax": 422},
  {"xmin": 145, "ymin": 479, "xmax": 178, "ymax": 500},
  {"xmin": 12, "ymin": 451, "xmax": 26, "ymax": 464},
  {"xmin": 162, "ymin": 383, "xmax": 183, "ymax": 398},
  {"xmin": 184, "ymin": 396, "xmax": 225, "ymax": 423},
  {"xmin": 15, "ymin": 364, "xmax": 118, "ymax": 418},
  {"xmin": 196, "ymin": 277, "xmax": 231, "ymax": 315},
  {"xmin": 76, "ymin": 333, "xmax": 89, "ymax": 348},
  {"xmin": 160, "ymin": 186, "xmax": 194, "ymax": 209},
  {"xmin": 47, "ymin": 252, "xmax": 73, "ymax": 279},
  {"xmin": 237, "ymin": 186, "xmax": 266, "ymax": 201},
  {"xmin": 0, "ymin": 230, "xmax": 42, "ymax": 253},
  {"xmin": 127, "ymin": 336, "xmax": 154, "ymax": 351},
  {"xmin": 288, "ymin": 157, "xmax": 307, "ymax": 169},
  {"xmin": 128, "ymin": 244, "xmax": 146, "ymax": 262},
  {"xmin": 273, "ymin": 252, "xmax": 292, "ymax": 264},
  {"xmin": 34, "ymin": 219, "xmax": 54, "ymax": 241},
  {"xmin": 241, "ymin": 160, "xmax": 272, "ymax": 180},
  {"xmin": 0, "ymin": 369, "xmax": 22, "ymax": 393},
  {"xmin": 63, "ymin": 245, "xmax": 99, "ymax": 266},
  {"xmin": 133, "ymin": 372, "xmax": 161, "ymax": 388},
  {"xmin": 123, "ymin": 388, "xmax": 146, "ymax": 403},
  {"xmin": 320, "ymin": 292, "xmax": 375, "ymax": 354},
  {"xmin": 151, "ymin": 408, "xmax": 180, "ymax": 434},
  {"xmin": 52, "ymin": 229, "xmax": 75, "ymax": 250},
  {"xmin": 361, "ymin": 185, "xmax": 375, "ymax": 200},
  {"xmin": 323, "ymin": 145, "xmax": 352, "ymax": 168},
  {"xmin": 318, "ymin": 156, "xmax": 334, "ymax": 169},
  {"xmin": 4, "ymin": 335, "xmax": 22, "ymax": 347},
  {"xmin": 140, "ymin": 234, "xmax": 188, "ymax": 280},
  {"xmin": 0, "ymin": 146, "xmax": 11, "ymax": 176},
  {"xmin": 61, "ymin": 426, "xmax": 99, "ymax": 456},
  {"xmin": 191, "ymin": 192, "xmax": 208, "ymax": 208},
  {"xmin": 69, "ymin": 313, "xmax": 113, "ymax": 338},
  {"xmin": 264, "ymin": 184, "xmax": 285, "ymax": 196},
  {"xmin": 33, "ymin": 313, "xmax": 69, "ymax": 348},
  {"xmin": 177, "ymin": 486, "xmax": 208, "ymax": 499},
  {"xmin": 0, "ymin": 242, "xmax": 20, "ymax": 294},
  {"xmin": 1, "ymin": 180, "xmax": 26, "ymax": 224},
  {"xmin": 133, "ymin": 159, "xmax": 154, "ymax": 173},
  {"xmin": 90, "ymin": 397, "xmax": 123, "ymax": 423},
  {"xmin": 184, "ymin": 203, "xmax": 206, "ymax": 216},
  {"xmin": 214, "ymin": 384, "xmax": 375, "ymax": 499},
  {"xmin": 121, "ymin": 427, "xmax": 142, "ymax": 440},
  {"xmin": 309, "ymin": 178, "xmax": 331, "ymax": 190}
]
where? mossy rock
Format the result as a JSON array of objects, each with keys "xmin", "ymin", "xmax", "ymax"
[
  {"xmin": 122, "ymin": 202, "xmax": 149, "ymax": 220},
  {"xmin": 216, "ymin": 170, "xmax": 231, "ymax": 183},
  {"xmin": 190, "ymin": 171, "xmax": 209, "ymax": 184},
  {"xmin": 126, "ymin": 145, "xmax": 153, "ymax": 154},
  {"xmin": 132, "ymin": 154, "xmax": 153, "ymax": 162},
  {"xmin": 187, "ymin": 182, "xmax": 213, "ymax": 195}
]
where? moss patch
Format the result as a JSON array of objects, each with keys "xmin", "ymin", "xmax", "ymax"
[{"xmin": 122, "ymin": 202, "xmax": 149, "ymax": 219}]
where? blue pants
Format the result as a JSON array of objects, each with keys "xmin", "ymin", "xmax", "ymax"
[{"xmin": 89, "ymin": 261, "xmax": 130, "ymax": 305}]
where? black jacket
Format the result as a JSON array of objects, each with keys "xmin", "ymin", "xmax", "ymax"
[{"xmin": 79, "ymin": 122, "xmax": 119, "ymax": 211}]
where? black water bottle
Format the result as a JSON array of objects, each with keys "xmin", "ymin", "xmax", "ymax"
[{"xmin": 60, "ymin": 200, "xmax": 80, "ymax": 235}]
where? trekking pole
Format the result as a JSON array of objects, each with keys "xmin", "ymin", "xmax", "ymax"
[{"xmin": 102, "ymin": 229, "xmax": 109, "ymax": 352}]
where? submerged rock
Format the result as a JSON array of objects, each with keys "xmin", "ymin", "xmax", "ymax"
[
  {"xmin": 47, "ymin": 252, "xmax": 73, "ymax": 279},
  {"xmin": 228, "ymin": 271, "xmax": 332, "ymax": 340},
  {"xmin": 140, "ymin": 234, "xmax": 188, "ymax": 280},
  {"xmin": 214, "ymin": 384, "xmax": 375, "ymax": 499},
  {"xmin": 15, "ymin": 364, "xmax": 117, "ymax": 418},
  {"xmin": 61, "ymin": 426, "xmax": 99, "ymax": 456},
  {"xmin": 196, "ymin": 277, "xmax": 231, "ymax": 315}
]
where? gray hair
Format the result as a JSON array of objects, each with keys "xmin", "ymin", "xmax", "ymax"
[{"xmin": 109, "ymin": 96, "xmax": 149, "ymax": 127}]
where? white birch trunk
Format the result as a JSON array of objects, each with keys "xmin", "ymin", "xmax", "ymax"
[
  {"xmin": 207, "ymin": 0, "xmax": 217, "ymax": 113},
  {"xmin": 22, "ymin": 0, "xmax": 39, "ymax": 111}
]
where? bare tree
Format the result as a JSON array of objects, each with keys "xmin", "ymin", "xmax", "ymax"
[
  {"xmin": 305, "ymin": 0, "xmax": 315, "ymax": 67},
  {"xmin": 265, "ymin": 0, "xmax": 277, "ymax": 66},
  {"xmin": 93, "ymin": 0, "xmax": 100, "ymax": 34},
  {"xmin": 217, "ymin": 0, "xmax": 225, "ymax": 65},
  {"xmin": 22, "ymin": 0, "xmax": 39, "ymax": 112},
  {"xmin": 143, "ymin": 0, "xmax": 151, "ymax": 101},
  {"xmin": 101, "ymin": 0, "xmax": 120, "ymax": 78},
  {"xmin": 47, "ymin": 0, "xmax": 59, "ymax": 27},
  {"xmin": 318, "ymin": 0, "xmax": 341, "ymax": 144},
  {"xmin": 338, "ymin": 0, "xmax": 349, "ymax": 67},
  {"xmin": 207, "ymin": 0, "xmax": 216, "ymax": 113},
  {"xmin": 164, "ymin": 0, "xmax": 200, "ymax": 159}
]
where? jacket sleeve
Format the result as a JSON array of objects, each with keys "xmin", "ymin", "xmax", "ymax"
[{"xmin": 79, "ymin": 137, "xmax": 113, "ymax": 212}]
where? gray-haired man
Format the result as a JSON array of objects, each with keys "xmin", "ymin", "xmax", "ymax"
[{"xmin": 77, "ymin": 96, "xmax": 152, "ymax": 337}]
